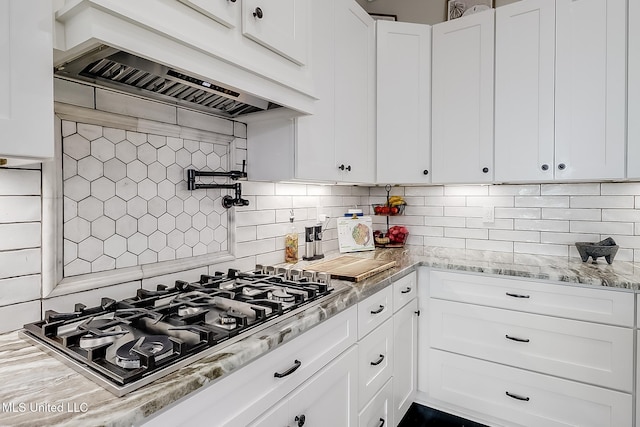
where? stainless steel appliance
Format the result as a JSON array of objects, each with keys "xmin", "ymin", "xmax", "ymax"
[{"xmin": 21, "ymin": 266, "xmax": 333, "ymax": 396}]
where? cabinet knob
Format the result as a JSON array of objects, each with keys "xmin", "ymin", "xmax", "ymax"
[
  {"xmin": 423, "ymin": 169, "xmax": 429, "ymax": 175},
  {"xmin": 253, "ymin": 7, "xmax": 263, "ymax": 19},
  {"xmin": 346, "ymin": 165, "xmax": 351, "ymax": 171},
  {"xmin": 557, "ymin": 163, "xmax": 566, "ymax": 170},
  {"xmin": 541, "ymin": 164, "xmax": 549, "ymax": 171},
  {"xmin": 482, "ymin": 167, "xmax": 489, "ymax": 173},
  {"xmin": 295, "ymin": 414, "xmax": 306, "ymax": 426},
  {"xmin": 338, "ymin": 164, "xmax": 345, "ymax": 171}
]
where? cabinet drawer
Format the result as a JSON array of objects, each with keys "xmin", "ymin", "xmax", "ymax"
[
  {"xmin": 358, "ymin": 286, "xmax": 393, "ymax": 339},
  {"xmin": 392, "ymin": 272, "xmax": 417, "ymax": 313},
  {"xmin": 430, "ymin": 270, "xmax": 634, "ymax": 326},
  {"xmin": 429, "ymin": 349, "xmax": 632, "ymax": 427},
  {"xmin": 359, "ymin": 378, "xmax": 393, "ymax": 427},
  {"xmin": 358, "ymin": 318, "xmax": 393, "ymax": 409},
  {"xmin": 143, "ymin": 306, "xmax": 357, "ymax": 427},
  {"xmin": 430, "ymin": 299, "xmax": 633, "ymax": 392}
]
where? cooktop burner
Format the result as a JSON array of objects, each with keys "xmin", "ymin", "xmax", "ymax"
[{"xmin": 21, "ymin": 266, "xmax": 333, "ymax": 396}]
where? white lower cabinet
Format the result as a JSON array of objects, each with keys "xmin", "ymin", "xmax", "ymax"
[
  {"xmin": 141, "ymin": 306, "xmax": 357, "ymax": 427},
  {"xmin": 419, "ymin": 269, "xmax": 635, "ymax": 427},
  {"xmin": 357, "ymin": 272, "xmax": 418, "ymax": 427},
  {"xmin": 429, "ymin": 350, "xmax": 632, "ymax": 427},
  {"xmin": 359, "ymin": 379, "xmax": 393, "ymax": 427},
  {"xmin": 250, "ymin": 346, "xmax": 358, "ymax": 427}
]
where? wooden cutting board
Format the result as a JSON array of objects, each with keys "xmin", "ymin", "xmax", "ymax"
[{"xmin": 305, "ymin": 256, "xmax": 397, "ymax": 282}]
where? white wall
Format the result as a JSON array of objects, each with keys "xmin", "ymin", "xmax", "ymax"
[{"xmin": 355, "ymin": 0, "xmax": 520, "ymax": 25}]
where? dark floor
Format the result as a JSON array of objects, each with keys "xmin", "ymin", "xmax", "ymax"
[{"xmin": 398, "ymin": 403, "xmax": 489, "ymax": 427}]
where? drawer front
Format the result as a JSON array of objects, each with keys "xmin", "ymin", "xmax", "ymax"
[
  {"xmin": 429, "ymin": 349, "xmax": 632, "ymax": 427},
  {"xmin": 358, "ymin": 286, "xmax": 393, "ymax": 339},
  {"xmin": 359, "ymin": 378, "xmax": 393, "ymax": 427},
  {"xmin": 392, "ymin": 272, "xmax": 417, "ymax": 313},
  {"xmin": 146, "ymin": 306, "xmax": 357, "ymax": 427},
  {"xmin": 430, "ymin": 270, "xmax": 634, "ymax": 326},
  {"xmin": 430, "ymin": 299, "xmax": 634, "ymax": 392},
  {"xmin": 358, "ymin": 318, "xmax": 394, "ymax": 409}
]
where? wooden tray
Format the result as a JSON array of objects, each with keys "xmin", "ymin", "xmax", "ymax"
[{"xmin": 305, "ymin": 255, "xmax": 397, "ymax": 282}]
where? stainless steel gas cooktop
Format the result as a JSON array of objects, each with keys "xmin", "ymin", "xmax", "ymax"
[{"xmin": 21, "ymin": 266, "xmax": 333, "ymax": 396}]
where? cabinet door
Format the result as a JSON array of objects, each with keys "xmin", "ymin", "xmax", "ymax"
[
  {"xmin": 251, "ymin": 346, "xmax": 358, "ymax": 427},
  {"xmin": 376, "ymin": 21, "xmax": 431, "ymax": 185},
  {"xmin": 429, "ymin": 349, "xmax": 632, "ymax": 427},
  {"xmin": 296, "ymin": 0, "xmax": 338, "ymax": 182},
  {"xmin": 628, "ymin": 0, "xmax": 640, "ymax": 178},
  {"xmin": 242, "ymin": 0, "xmax": 308, "ymax": 65},
  {"xmin": 555, "ymin": 0, "xmax": 626, "ymax": 180},
  {"xmin": 494, "ymin": 0, "xmax": 555, "ymax": 183},
  {"xmin": 432, "ymin": 10, "xmax": 494, "ymax": 184},
  {"xmin": 0, "ymin": 0, "xmax": 53, "ymax": 165},
  {"xmin": 178, "ymin": 0, "xmax": 239, "ymax": 28},
  {"xmin": 392, "ymin": 299, "xmax": 418, "ymax": 426},
  {"xmin": 359, "ymin": 379, "xmax": 393, "ymax": 427},
  {"xmin": 334, "ymin": 1, "xmax": 375, "ymax": 184}
]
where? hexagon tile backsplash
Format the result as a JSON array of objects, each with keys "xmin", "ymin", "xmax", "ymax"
[{"xmin": 62, "ymin": 121, "xmax": 229, "ymax": 277}]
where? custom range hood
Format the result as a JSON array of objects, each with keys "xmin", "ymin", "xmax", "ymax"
[
  {"xmin": 55, "ymin": 46, "xmax": 278, "ymax": 118},
  {"xmin": 53, "ymin": 1, "xmax": 315, "ymax": 121}
]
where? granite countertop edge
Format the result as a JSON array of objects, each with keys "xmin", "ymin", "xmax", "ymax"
[{"xmin": 3, "ymin": 246, "xmax": 640, "ymax": 427}]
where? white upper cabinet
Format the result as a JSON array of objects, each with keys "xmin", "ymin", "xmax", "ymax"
[
  {"xmin": 554, "ymin": 0, "xmax": 626, "ymax": 181},
  {"xmin": 494, "ymin": 0, "xmax": 555, "ymax": 183},
  {"xmin": 376, "ymin": 21, "xmax": 432, "ymax": 185},
  {"xmin": 0, "ymin": 0, "xmax": 53, "ymax": 165},
  {"xmin": 242, "ymin": 0, "xmax": 308, "ymax": 66},
  {"xmin": 628, "ymin": 0, "xmax": 640, "ymax": 178},
  {"xmin": 431, "ymin": 10, "xmax": 495, "ymax": 184},
  {"xmin": 249, "ymin": 0, "xmax": 375, "ymax": 184},
  {"xmin": 177, "ymin": 0, "xmax": 239, "ymax": 28},
  {"xmin": 333, "ymin": 2, "xmax": 375, "ymax": 183}
]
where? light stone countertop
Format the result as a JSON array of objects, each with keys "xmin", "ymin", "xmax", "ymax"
[{"xmin": 2, "ymin": 247, "xmax": 640, "ymax": 427}]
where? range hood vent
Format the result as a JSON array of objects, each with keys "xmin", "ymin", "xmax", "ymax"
[{"xmin": 55, "ymin": 47, "xmax": 280, "ymax": 118}]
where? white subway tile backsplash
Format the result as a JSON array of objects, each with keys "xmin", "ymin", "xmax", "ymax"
[
  {"xmin": 0, "ymin": 223, "xmax": 40, "ymax": 251},
  {"xmin": 540, "ymin": 232, "xmax": 599, "ymax": 245},
  {"xmin": 404, "ymin": 206, "xmax": 443, "ymax": 217},
  {"xmin": 275, "ymin": 183, "xmax": 307, "ymax": 196},
  {"xmin": 424, "ymin": 236, "xmax": 466, "ymax": 249},
  {"xmin": 541, "ymin": 208, "xmax": 601, "ymax": 221},
  {"xmin": 444, "ymin": 227, "xmax": 488, "ymax": 239},
  {"xmin": 494, "ymin": 208, "xmax": 540, "ymax": 219},
  {"xmin": 405, "ymin": 186, "xmax": 444, "ymax": 196},
  {"xmin": 444, "ymin": 185, "xmax": 489, "ymax": 196},
  {"xmin": 0, "ymin": 275, "xmax": 40, "ymax": 307},
  {"xmin": 489, "ymin": 185, "xmax": 540, "ymax": 196},
  {"xmin": 425, "ymin": 216, "xmax": 466, "ymax": 228},
  {"xmin": 0, "ymin": 196, "xmax": 41, "ymax": 223},
  {"xmin": 236, "ymin": 238, "xmax": 276, "ymax": 258},
  {"xmin": 569, "ymin": 221, "xmax": 634, "ymax": 235},
  {"xmin": 601, "ymin": 182, "xmax": 640, "ymax": 195},
  {"xmin": 0, "ymin": 249, "xmax": 41, "ymax": 279},
  {"xmin": 465, "ymin": 196, "xmax": 514, "ymax": 207},
  {"xmin": 514, "ymin": 242, "xmax": 568, "ymax": 257},
  {"xmin": 465, "ymin": 218, "xmax": 514, "ymax": 230},
  {"xmin": 602, "ymin": 209, "xmax": 640, "ymax": 222},
  {"xmin": 0, "ymin": 300, "xmax": 40, "ymax": 334},
  {"xmin": 489, "ymin": 229, "xmax": 540, "ymax": 243},
  {"xmin": 515, "ymin": 196, "xmax": 569, "ymax": 208},
  {"xmin": 256, "ymin": 195, "xmax": 292, "ymax": 210},
  {"xmin": 0, "ymin": 169, "xmax": 40, "ymax": 196},
  {"xmin": 515, "ymin": 219, "xmax": 569, "ymax": 232},
  {"xmin": 466, "ymin": 239, "xmax": 513, "ymax": 253},
  {"xmin": 424, "ymin": 196, "xmax": 466, "ymax": 206},
  {"xmin": 540, "ymin": 183, "xmax": 600, "ymax": 195},
  {"xmin": 570, "ymin": 196, "xmax": 634, "ymax": 209},
  {"xmin": 444, "ymin": 206, "xmax": 484, "ymax": 218},
  {"xmin": 293, "ymin": 196, "xmax": 320, "ymax": 209}
]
